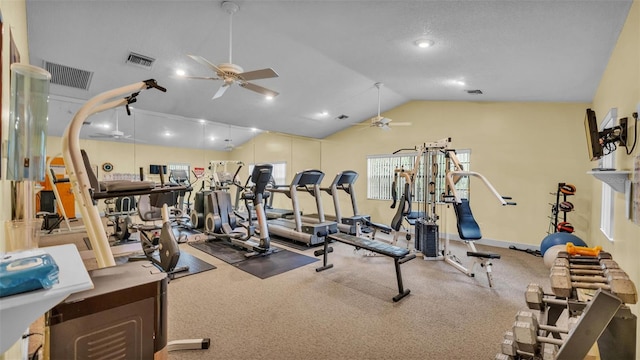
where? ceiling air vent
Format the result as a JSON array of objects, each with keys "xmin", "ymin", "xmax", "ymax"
[
  {"xmin": 44, "ymin": 61, "xmax": 93, "ymax": 90},
  {"xmin": 125, "ymin": 52, "xmax": 155, "ymax": 69},
  {"xmin": 336, "ymin": 114, "xmax": 349, "ymax": 120},
  {"xmin": 466, "ymin": 89, "xmax": 483, "ymax": 95}
]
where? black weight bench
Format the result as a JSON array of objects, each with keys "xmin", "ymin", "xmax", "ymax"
[{"xmin": 315, "ymin": 233, "xmax": 416, "ymax": 302}]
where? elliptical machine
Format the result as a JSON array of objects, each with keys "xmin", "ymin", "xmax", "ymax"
[{"xmin": 204, "ymin": 164, "xmax": 274, "ymax": 256}]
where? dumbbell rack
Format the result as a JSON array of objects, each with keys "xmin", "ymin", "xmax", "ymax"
[
  {"xmin": 495, "ymin": 251, "xmax": 637, "ymax": 360},
  {"xmin": 547, "ymin": 182, "xmax": 574, "ymax": 235}
]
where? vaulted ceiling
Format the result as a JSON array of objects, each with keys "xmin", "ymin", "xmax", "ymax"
[{"xmin": 26, "ymin": 0, "xmax": 632, "ymax": 151}]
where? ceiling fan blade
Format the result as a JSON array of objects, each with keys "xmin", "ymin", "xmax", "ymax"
[
  {"xmin": 118, "ymin": 137, "xmax": 146, "ymax": 142},
  {"xmin": 379, "ymin": 117, "xmax": 392, "ymax": 125},
  {"xmin": 212, "ymin": 83, "xmax": 230, "ymax": 99},
  {"xmin": 238, "ymin": 68, "xmax": 279, "ymax": 81},
  {"xmin": 381, "ymin": 125, "xmax": 391, "ymax": 131},
  {"xmin": 180, "ymin": 76, "xmax": 221, "ymax": 81},
  {"xmin": 187, "ymin": 54, "xmax": 223, "ymax": 74},
  {"xmin": 240, "ymin": 82, "xmax": 279, "ymax": 98},
  {"xmin": 89, "ymin": 134, "xmax": 113, "ymax": 138},
  {"xmin": 392, "ymin": 122, "xmax": 413, "ymax": 126}
]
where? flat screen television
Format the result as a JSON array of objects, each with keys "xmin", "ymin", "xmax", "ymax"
[
  {"xmin": 149, "ymin": 164, "xmax": 167, "ymax": 175},
  {"xmin": 584, "ymin": 108, "xmax": 603, "ymax": 161}
]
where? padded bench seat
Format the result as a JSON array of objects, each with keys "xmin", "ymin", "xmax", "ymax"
[
  {"xmin": 315, "ymin": 233, "xmax": 416, "ymax": 302},
  {"xmin": 467, "ymin": 251, "xmax": 501, "ymax": 259},
  {"xmin": 330, "ymin": 234, "xmax": 410, "ymax": 258}
]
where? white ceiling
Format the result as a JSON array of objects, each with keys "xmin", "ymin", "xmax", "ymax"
[{"xmin": 26, "ymin": 0, "xmax": 632, "ymax": 151}]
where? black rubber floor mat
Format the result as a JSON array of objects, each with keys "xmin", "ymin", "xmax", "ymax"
[
  {"xmin": 170, "ymin": 251, "xmax": 217, "ymax": 279},
  {"xmin": 189, "ymin": 240, "xmax": 252, "ymax": 264},
  {"xmin": 233, "ymin": 249, "xmax": 319, "ymax": 279}
]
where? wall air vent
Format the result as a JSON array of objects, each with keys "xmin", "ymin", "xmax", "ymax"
[
  {"xmin": 125, "ymin": 52, "xmax": 155, "ymax": 69},
  {"xmin": 466, "ymin": 89, "xmax": 483, "ymax": 95},
  {"xmin": 44, "ymin": 61, "xmax": 93, "ymax": 90}
]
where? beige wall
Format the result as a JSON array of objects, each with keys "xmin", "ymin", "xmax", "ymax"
[
  {"xmin": 232, "ymin": 131, "xmax": 322, "ymax": 213},
  {"xmin": 590, "ymin": 0, "xmax": 640, "ymax": 344}
]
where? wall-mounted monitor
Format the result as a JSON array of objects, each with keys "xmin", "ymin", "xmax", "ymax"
[
  {"xmin": 149, "ymin": 164, "xmax": 167, "ymax": 175},
  {"xmin": 584, "ymin": 108, "xmax": 629, "ymax": 161},
  {"xmin": 585, "ymin": 108, "xmax": 603, "ymax": 161}
]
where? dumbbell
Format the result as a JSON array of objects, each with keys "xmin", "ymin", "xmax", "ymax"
[
  {"xmin": 525, "ymin": 283, "xmax": 575, "ymax": 311},
  {"xmin": 553, "ymin": 257, "xmax": 627, "ymax": 278},
  {"xmin": 549, "ymin": 265, "xmax": 637, "ymax": 304},
  {"xmin": 499, "ymin": 327, "xmax": 559, "ymax": 360},
  {"xmin": 511, "ymin": 311, "xmax": 569, "ymax": 355}
]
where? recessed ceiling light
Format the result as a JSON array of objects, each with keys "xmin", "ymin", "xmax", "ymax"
[
  {"xmin": 175, "ymin": 69, "xmax": 186, "ymax": 76},
  {"xmin": 265, "ymin": 95, "xmax": 274, "ymax": 100},
  {"xmin": 209, "ymin": 136, "xmax": 215, "ymax": 141},
  {"xmin": 199, "ymin": 119, "xmax": 206, "ymax": 124},
  {"xmin": 251, "ymin": 127, "xmax": 258, "ymax": 132},
  {"xmin": 164, "ymin": 131, "xmax": 172, "ymax": 137},
  {"xmin": 414, "ymin": 38, "xmax": 435, "ymax": 48},
  {"xmin": 319, "ymin": 111, "xmax": 329, "ymax": 117}
]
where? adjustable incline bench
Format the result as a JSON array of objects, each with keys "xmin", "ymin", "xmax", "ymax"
[
  {"xmin": 452, "ymin": 199, "xmax": 502, "ymax": 287},
  {"xmin": 315, "ymin": 233, "xmax": 416, "ymax": 302}
]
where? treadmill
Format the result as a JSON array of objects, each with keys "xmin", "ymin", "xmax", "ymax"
[
  {"xmin": 301, "ymin": 170, "xmax": 371, "ymax": 235},
  {"xmin": 264, "ymin": 177, "xmax": 296, "ymax": 220},
  {"xmin": 267, "ymin": 169, "xmax": 337, "ymax": 245}
]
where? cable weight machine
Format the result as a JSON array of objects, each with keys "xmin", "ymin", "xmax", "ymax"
[{"xmin": 412, "ymin": 138, "xmax": 516, "ymax": 286}]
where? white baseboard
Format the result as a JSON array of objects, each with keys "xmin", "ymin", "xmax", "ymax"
[{"xmin": 441, "ymin": 232, "xmax": 540, "ymax": 251}]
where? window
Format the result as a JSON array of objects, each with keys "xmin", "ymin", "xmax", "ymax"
[
  {"xmin": 367, "ymin": 149, "xmax": 471, "ymax": 202},
  {"xmin": 167, "ymin": 163, "xmax": 190, "ymax": 182},
  {"xmin": 599, "ymin": 108, "xmax": 617, "ymax": 241}
]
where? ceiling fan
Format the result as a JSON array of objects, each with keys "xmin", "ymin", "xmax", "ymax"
[
  {"xmin": 356, "ymin": 83, "xmax": 412, "ymax": 131},
  {"xmin": 368, "ymin": 83, "xmax": 412, "ymax": 130},
  {"xmin": 185, "ymin": 1, "xmax": 279, "ymax": 100},
  {"xmin": 89, "ymin": 110, "xmax": 143, "ymax": 142}
]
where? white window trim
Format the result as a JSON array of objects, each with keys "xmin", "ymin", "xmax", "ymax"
[{"xmin": 599, "ymin": 108, "xmax": 617, "ymax": 242}]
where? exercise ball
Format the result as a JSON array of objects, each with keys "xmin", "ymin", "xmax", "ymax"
[
  {"xmin": 543, "ymin": 244, "xmax": 566, "ymax": 268},
  {"xmin": 540, "ymin": 232, "xmax": 587, "ymax": 256}
]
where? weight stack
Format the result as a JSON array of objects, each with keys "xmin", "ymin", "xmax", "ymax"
[{"xmin": 415, "ymin": 220, "xmax": 439, "ymax": 258}]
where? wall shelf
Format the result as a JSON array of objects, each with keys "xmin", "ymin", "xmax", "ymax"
[{"xmin": 587, "ymin": 170, "xmax": 631, "ymax": 193}]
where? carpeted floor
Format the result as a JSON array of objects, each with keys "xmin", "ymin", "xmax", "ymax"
[
  {"xmin": 39, "ymin": 228, "xmax": 553, "ymax": 359},
  {"xmin": 165, "ymin": 237, "xmax": 551, "ymax": 360}
]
